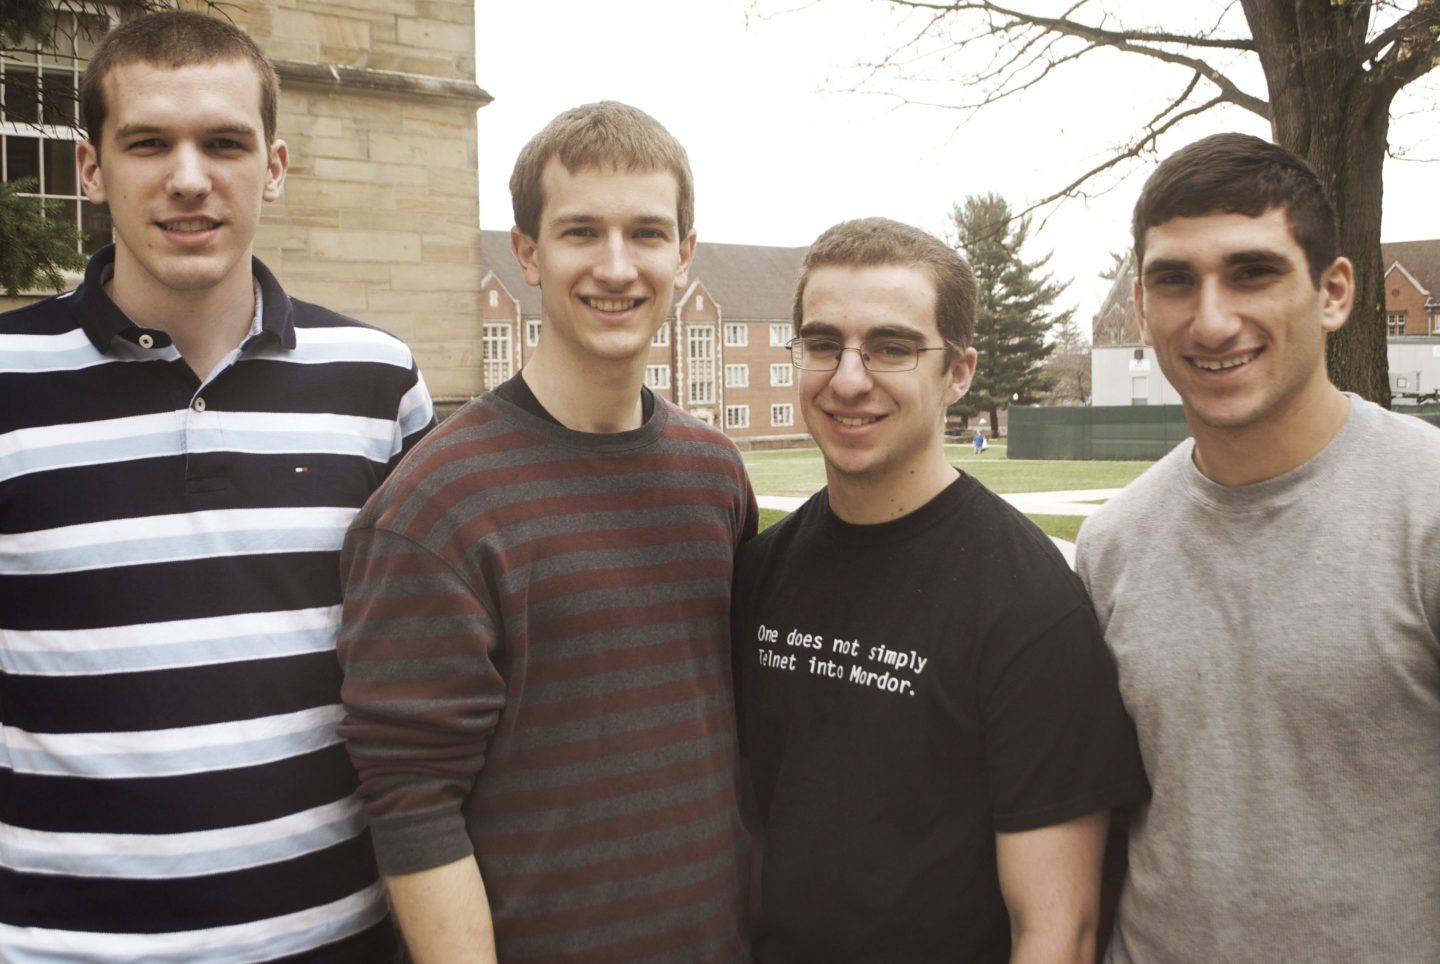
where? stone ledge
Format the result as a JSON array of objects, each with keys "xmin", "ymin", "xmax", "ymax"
[{"xmin": 274, "ymin": 60, "xmax": 492, "ymax": 106}]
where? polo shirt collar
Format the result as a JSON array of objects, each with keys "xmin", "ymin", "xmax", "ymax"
[{"xmin": 75, "ymin": 245, "xmax": 298, "ymax": 354}]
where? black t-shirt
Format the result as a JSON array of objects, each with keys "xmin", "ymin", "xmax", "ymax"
[
  {"xmin": 494, "ymin": 371, "xmax": 654, "ymax": 425},
  {"xmin": 733, "ymin": 474, "xmax": 1148, "ymax": 963}
]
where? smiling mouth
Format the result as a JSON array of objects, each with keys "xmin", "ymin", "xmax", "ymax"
[
  {"xmin": 582, "ymin": 296, "xmax": 643, "ymax": 312},
  {"xmin": 158, "ymin": 218, "xmax": 221, "ymax": 233},
  {"xmin": 1191, "ymin": 349, "xmax": 1261, "ymax": 372},
  {"xmin": 831, "ymin": 413, "xmax": 880, "ymax": 427}
]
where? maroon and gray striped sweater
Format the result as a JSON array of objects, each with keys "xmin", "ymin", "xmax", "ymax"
[{"xmin": 337, "ymin": 388, "xmax": 757, "ymax": 962}]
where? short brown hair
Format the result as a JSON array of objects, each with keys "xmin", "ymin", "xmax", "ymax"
[
  {"xmin": 509, "ymin": 101, "xmax": 694, "ymax": 241},
  {"xmin": 1132, "ymin": 133, "xmax": 1338, "ymax": 286},
  {"xmin": 81, "ymin": 11, "xmax": 279, "ymax": 154},
  {"xmin": 794, "ymin": 218, "xmax": 978, "ymax": 351}
]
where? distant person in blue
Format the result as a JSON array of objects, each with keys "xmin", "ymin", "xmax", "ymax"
[{"xmin": 974, "ymin": 426, "xmax": 986, "ymax": 454}]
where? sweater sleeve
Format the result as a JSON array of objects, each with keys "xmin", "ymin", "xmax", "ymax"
[{"xmin": 336, "ymin": 523, "xmax": 506, "ymax": 876}]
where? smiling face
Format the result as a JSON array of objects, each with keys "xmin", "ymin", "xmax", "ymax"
[
  {"xmin": 798, "ymin": 264, "xmax": 974, "ymax": 517},
  {"xmin": 1134, "ymin": 207, "xmax": 1352, "ymax": 445},
  {"xmin": 511, "ymin": 160, "xmax": 695, "ymax": 370},
  {"xmin": 78, "ymin": 59, "xmax": 286, "ymax": 310}
]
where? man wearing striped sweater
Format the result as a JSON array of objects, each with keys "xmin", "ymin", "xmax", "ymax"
[
  {"xmin": 0, "ymin": 12, "xmax": 432, "ymax": 961},
  {"xmin": 336, "ymin": 102, "xmax": 757, "ymax": 962}
]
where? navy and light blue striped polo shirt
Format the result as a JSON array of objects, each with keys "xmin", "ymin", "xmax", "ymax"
[{"xmin": 0, "ymin": 247, "xmax": 434, "ymax": 962}]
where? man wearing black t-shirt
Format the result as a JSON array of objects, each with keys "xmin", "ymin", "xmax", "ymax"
[{"xmin": 733, "ymin": 218, "xmax": 1148, "ymax": 963}]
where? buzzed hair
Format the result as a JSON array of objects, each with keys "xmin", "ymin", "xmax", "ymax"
[
  {"xmin": 509, "ymin": 101, "xmax": 694, "ymax": 241},
  {"xmin": 81, "ymin": 11, "xmax": 278, "ymax": 154},
  {"xmin": 1131, "ymin": 132, "xmax": 1339, "ymax": 286},
  {"xmin": 794, "ymin": 217, "xmax": 978, "ymax": 351}
]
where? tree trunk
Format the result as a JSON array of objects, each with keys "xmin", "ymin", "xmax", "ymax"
[{"xmin": 1244, "ymin": 0, "xmax": 1393, "ymax": 406}]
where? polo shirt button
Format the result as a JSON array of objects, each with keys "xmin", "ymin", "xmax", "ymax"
[
  {"xmin": 193, "ymin": 397, "xmax": 206, "ymax": 413},
  {"xmin": 138, "ymin": 333, "xmax": 155, "ymax": 348}
]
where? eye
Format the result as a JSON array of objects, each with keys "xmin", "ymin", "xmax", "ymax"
[
  {"xmin": 561, "ymin": 226, "xmax": 596, "ymax": 238},
  {"xmin": 802, "ymin": 337, "xmax": 842, "ymax": 356},
  {"xmin": 208, "ymin": 138, "xmax": 247, "ymax": 151},
  {"xmin": 1234, "ymin": 264, "xmax": 1278, "ymax": 283},
  {"xmin": 634, "ymin": 227, "xmax": 668, "ymax": 241},
  {"xmin": 1149, "ymin": 272, "xmax": 1192, "ymax": 289},
  {"xmin": 125, "ymin": 138, "xmax": 165, "ymax": 152},
  {"xmin": 867, "ymin": 340, "xmax": 917, "ymax": 360}
]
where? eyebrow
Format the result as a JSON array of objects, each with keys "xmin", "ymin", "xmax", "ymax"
[
  {"xmin": 113, "ymin": 123, "xmax": 259, "ymax": 140},
  {"xmin": 547, "ymin": 213, "xmax": 677, "ymax": 230},
  {"xmin": 1143, "ymin": 248, "xmax": 1292, "ymax": 280},
  {"xmin": 797, "ymin": 322, "xmax": 927, "ymax": 341}
]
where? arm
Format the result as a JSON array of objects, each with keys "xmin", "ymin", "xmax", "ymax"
[
  {"xmin": 997, "ymin": 810, "xmax": 1109, "ymax": 964},
  {"xmin": 385, "ymin": 857, "xmax": 497, "ymax": 964}
]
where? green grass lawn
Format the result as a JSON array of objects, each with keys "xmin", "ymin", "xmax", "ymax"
[{"xmin": 744, "ymin": 442, "xmax": 1153, "ymax": 540}]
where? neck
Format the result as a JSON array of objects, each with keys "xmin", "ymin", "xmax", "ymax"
[
  {"xmin": 107, "ymin": 255, "xmax": 257, "ymax": 382},
  {"xmin": 826, "ymin": 453, "xmax": 958, "ymax": 525},
  {"xmin": 1190, "ymin": 380, "xmax": 1350, "ymax": 486},
  {"xmin": 521, "ymin": 342, "xmax": 647, "ymax": 433}
]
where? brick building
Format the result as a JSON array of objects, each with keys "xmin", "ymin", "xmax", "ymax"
[
  {"xmin": 479, "ymin": 230, "xmax": 810, "ymax": 445},
  {"xmin": 1, "ymin": 1, "xmax": 492, "ymax": 403}
]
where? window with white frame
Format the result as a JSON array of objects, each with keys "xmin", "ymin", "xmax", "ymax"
[
  {"xmin": 644, "ymin": 364, "xmax": 670, "ymax": 390},
  {"xmin": 1, "ymin": 12, "xmax": 113, "ymax": 259},
  {"xmin": 651, "ymin": 324, "xmax": 670, "ymax": 347},
  {"xmin": 487, "ymin": 289, "xmax": 499, "ymax": 308},
  {"xmin": 525, "ymin": 318, "xmax": 541, "ymax": 346},
  {"xmin": 725, "ymin": 405, "xmax": 749, "ymax": 430},
  {"xmin": 1430, "ymin": 307, "xmax": 1440, "ymax": 335},
  {"xmin": 482, "ymin": 323, "xmax": 513, "ymax": 387},
  {"xmin": 1387, "ymin": 311, "xmax": 1407, "ymax": 336},
  {"xmin": 770, "ymin": 363, "xmax": 793, "ymax": 387},
  {"xmin": 688, "ymin": 325, "xmax": 715, "ymax": 404},
  {"xmin": 770, "ymin": 403, "xmax": 794, "ymax": 427},
  {"xmin": 724, "ymin": 363, "xmax": 748, "ymax": 388},
  {"xmin": 723, "ymin": 323, "xmax": 747, "ymax": 347},
  {"xmin": 1130, "ymin": 375, "xmax": 1148, "ymax": 406},
  {"xmin": 769, "ymin": 323, "xmax": 792, "ymax": 347}
]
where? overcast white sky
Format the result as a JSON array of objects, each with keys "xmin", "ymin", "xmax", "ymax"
[{"xmin": 474, "ymin": 0, "xmax": 1439, "ymax": 323}]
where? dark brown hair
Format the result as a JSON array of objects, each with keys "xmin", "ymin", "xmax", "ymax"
[
  {"xmin": 81, "ymin": 11, "xmax": 278, "ymax": 154},
  {"xmin": 1132, "ymin": 133, "xmax": 1338, "ymax": 285},
  {"xmin": 794, "ymin": 217, "xmax": 978, "ymax": 351}
]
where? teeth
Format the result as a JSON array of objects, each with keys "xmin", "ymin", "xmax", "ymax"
[
  {"xmin": 1193, "ymin": 351, "xmax": 1258, "ymax": 371},
  {"xmin": 162, "ymin": 220, "xmax": 217, "ymax": 233},
  {"xmin": 833, "ymin": 415, "xmax": 878, "ymax": 427},
  {"xmin": 586, "ymin": 298, "xmax": 639, "ymax": 312}
]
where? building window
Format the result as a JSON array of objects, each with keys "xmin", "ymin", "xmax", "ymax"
[
  {"xmin": 651, "ymin": 324, "xmax": 670, "ymax": 347},
  {"xmin": 1130, "ymin": 375, "xmax": 1148, "ymax": 406},
  {"xmin": 525, "ymin": 318, "xmax": 541, "ymax": 347},
  {"xmin": 644, "ymin": 364, "xmax": 670, "ymax": 390},
  {"xmin": 487, "ymin": 289, "xmax": 499, "ymax": 308},
  {"xmin": 482, "ymin": 323, "xmax": 513, "ymax": 387},
  {"xmin": 770, "ymin": 403, "xmax": 794, "ymax": 427},
  {"xmin": 770, "ymin": 363, "xmax": 793, "ymax": 387},
  {"xmin": 725, "ymin": 404, "xmax": 749, "ymax": 430},
  {"xmin": 724, "ymin": 363, "xmax": 748, "ymax": 388},
  {"xmin": 724, "ymin": 323, "xmax": 747, "ymax": 347},
  {"xmin": 1, "ymin": 11, "xmax": 113, "ymax": 258},
  {"xmin": 696, "ymin": 294, "xmax": 705, "ymax": 311},
  {"xmin": 688, "ymin": 324, "xmax": 714, "ymax": 405},
  {"xmin": 1386, "ymin": 311, "xmax": 1407, "ymax": 336},
  {"xmin": 769, "ymin": 323, "xmax": 792, "ymax": 347},
  {"xmin": 1430, "ymin": 308, "xmax": 1440, "ymax": 335}
]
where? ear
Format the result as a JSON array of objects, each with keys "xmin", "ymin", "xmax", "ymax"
[
  {"xmin": 673, "ymin": 228, "xmax": 697, "ymax": 292},
  {"xmin": 944, "ymin": 346, "xmax": 979, "ymax": 407},
  {"xmin": 78, "ymin": 140, "xmax": 105, "ymax": 205},
  {"xmin": 1133, "ymin": 278, "xmax": 1154, "ymax": 347},
  {"xmin": 511, "ymin": 226, "xmax": 542, "ymax": 288},
  {"xmin": 1318, "ymin": 256, "xmax": 1354, "ymax": 333},
  {"xmin": 262, "ymin": 139, "xmax": 289, "ymax": 203}
]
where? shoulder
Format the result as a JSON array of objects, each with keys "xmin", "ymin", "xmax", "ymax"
[
  {"xmin": 962, "ymin": 481, "xmax": 1093, "ymax": 608},
  {"xmin": 1078, "ymin": 442, "xmax": 1190, "ymax": 549},
  {"xmin": 1349, "ymin": 396, "xmax": 1440, "ymax": 466},
  {"xmin": 285, "ymin": 298, "xmax": 422, "ymax": 372},
  {"xmin": 659, "ymin": 398, "xmax": 744, "ymax": 451},
  {"xmin": 0, "ymin": 289, "xmax": 82, "ymax": 333}
]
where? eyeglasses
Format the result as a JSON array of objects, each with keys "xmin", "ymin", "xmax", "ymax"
[{"xmin": 787, "ymin": 336, "xmax": 949, "ymax": 373}]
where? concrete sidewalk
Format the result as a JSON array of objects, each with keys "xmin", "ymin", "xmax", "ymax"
[{"xmin": 754, "ymin": 487, "xmax": 1124, "ymax": 568}]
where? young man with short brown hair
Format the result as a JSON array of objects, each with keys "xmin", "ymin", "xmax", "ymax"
[{"xmin": 337, "ymin": 101, "xmax": 756, "ymax": 963}]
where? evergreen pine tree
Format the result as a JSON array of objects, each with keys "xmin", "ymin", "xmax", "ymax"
[{"xmin": 951, "ymin": 193, "xmax": 1067, "ymax": 431}]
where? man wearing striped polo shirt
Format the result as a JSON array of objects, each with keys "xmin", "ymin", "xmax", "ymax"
[
  {"xmin": 337, "ymin": 102, "xmax": 757, "ymax": 962},
  {"xmin": 0, "ymin": 12, "xmax": 431, "ymax": 961}
]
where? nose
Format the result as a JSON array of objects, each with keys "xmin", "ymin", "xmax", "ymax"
[
  {"xmin": 1191, "ymin": 277, "xmax": 1242, "ymax": 347},
  {"xmin": 167, "ymin": 143, "xmax": 210, "ymax": 198},
  {"xmin": 826, "ymin": 345, "xmax": 874, "ymax": 397},
  {"xmin": 593, "ymin": 231, "xmax": 639, "ymax": 288}
]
